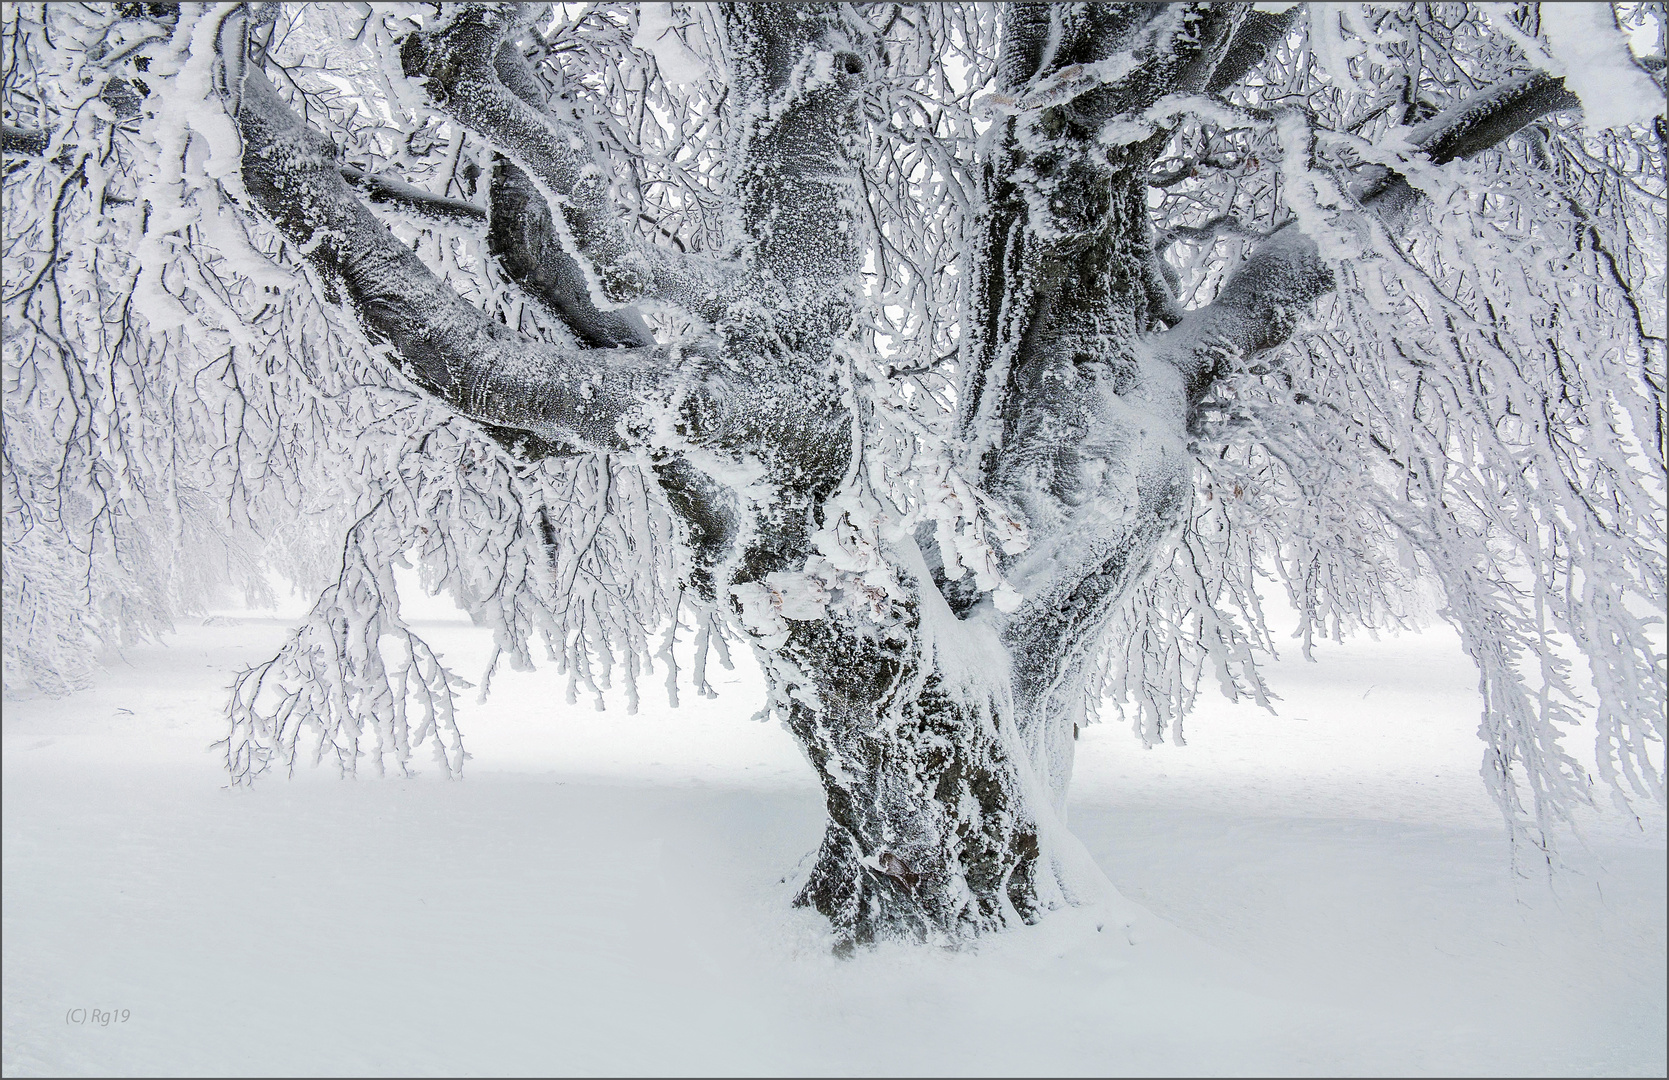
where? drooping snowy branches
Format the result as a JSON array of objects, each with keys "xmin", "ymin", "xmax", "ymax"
[{"xmin": 4, "ymin": 2, "xmax": 1664, "ymax": 939}]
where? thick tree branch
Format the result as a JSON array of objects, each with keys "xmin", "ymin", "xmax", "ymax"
[
  {"xmin": 961, "ymin": 5, "xmax": 1241, "ymax": 493},
  {"xmin": 958, "ymin": 7, "xmax": 1248, "ymax": 764},
  {"xmin": 476, "ymin": 39, "xmax": 656, "ymax": 350},
  {"xmin": 986, "ymin": 6, "xmax": 1239, "ymax": 128},
  {"xmin": 2, "ymin": 123, "xmax": 50, "ymax": 156},
  {"xmin": 1205, "ymin": 6, "xmax": 1300, "ymax": 95},
  {"xmin": 1154, "ymin": 71, "xmax": 1583, "ymax": 404},
  {"xmin": 720, "ymin": 4, "xmax": 872, "ymax": 311},
  {"xmin": 979, "ymin": 64, "xmax": 1585, "ymax": 793},
  {"xmin": 400, "ymin": 4, "xmax": 735, "ymax": 320},
  {"xmin": 994, "ymin": 2, "xmax": 1057, "ymax": 92},
  {"xmin": 233, "ymin": 40, "xmax": 751, "ymax": 601},
  {"xmin": 339, "ymin": 164, "xmax": 487, "ymax": 225},
  {"xmin": 1407, "ymin": 70, "xmax": 1582, "ymax": 168},
  {"xmin": 1070, "ymin": 5, "xmax": 1243, "ymax": 128},
  {"xmin": 234, "ymin": 64, "xmax": 678, "ymax": 451},
  {"xmin": 487, "ymin": 156, "xmax": 655, "ymax": 349}
]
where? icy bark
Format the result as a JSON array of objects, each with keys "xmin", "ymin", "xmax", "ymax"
[
  {"xmin": 340, "ymin": 3, "xmax": 1074, "ymax": 939},
  {"xmin": 952, "ymin": 13, "xmax": 1592, "ymax": 808},
  {"xmin": 955, "ymin": 5, "xmax": 1244, "ymax": 805},
  {"xmin": 767, "ymin": 574, "xmax": 1061, "ymax": 946},
  {"xmin": 398, "ymin": 4, "xmax": 736, "ymax": 319},
  {"xmin": 235, "ymin": 66, "xmax": 674, "ymax": 451},
  {"xmin": 714, "ymin": 6, "xmax": 1070, "ymax": 936},
  {"xmin": 486, "ymin": 155, "xmax": 654, "ymax": 350}
]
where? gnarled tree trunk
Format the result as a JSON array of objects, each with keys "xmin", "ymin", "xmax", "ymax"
[{"xmin": 207, "ymin": 1, "xmax": 1589, "ymax": 947}]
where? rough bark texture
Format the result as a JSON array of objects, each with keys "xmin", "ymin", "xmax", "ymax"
[
  {"xmin": 714, "ymin": 6, "xmax": 1057, "ymax": 941},
  {"xmin": 956, "ymin": 5, "xmax": 1241, "ymax": 806},
  {"xmin": 780, "ymin": 601, "xmax": 1047, "ymax": 947}
]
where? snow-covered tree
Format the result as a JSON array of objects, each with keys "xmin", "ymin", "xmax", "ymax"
[{"xmin": 3, "ymin": 2, "xmax": 1664, "ymax": 947}]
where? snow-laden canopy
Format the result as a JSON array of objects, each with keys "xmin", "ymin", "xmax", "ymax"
[{"xmin": 3, "ymin": 4, "xmax": 1664, "ymax": 935}]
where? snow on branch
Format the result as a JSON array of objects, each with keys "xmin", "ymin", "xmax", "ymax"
[
  {"xmin": 1180, "ymin": 130, "xmax": 1666, "ymax": 843},
  {"xmin": 223, "ymin": 497, "xmax": 468, "ymax": 781},
  {"xmin": 233, "ymin": 63, "xmax": 678, "ymax": 451},
  {"xmin": 1106, "ymin": 2, "xmax": 1666, "ymax": 844},
  {"xmin": 1151, "ymin": 69, "xmax": 1584, "ymax": 403},
  {"xmin": 2, "ymin": 2, "xmax": 729, "ymax": 751},
  {"xmin": 1, "ymin": 3, "xmax": 376, "ymax": 694},
  {"xmin": 398, "ymin": 3, "xmax": 735, "ymax": 320},
  {"xmin": 5, "ymin": 2, "xmax": 1663, "ymax": 862}
]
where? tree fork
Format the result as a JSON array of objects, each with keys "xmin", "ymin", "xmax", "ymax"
[{"xmin": 399, "ymin": 3, "xmax": 736, "ymax": 319}]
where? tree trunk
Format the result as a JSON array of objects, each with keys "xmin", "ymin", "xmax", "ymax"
[
  {"xmin": 205, "ymin": 1, "xmax": 1602, "ymax": 949},
  {"xmin": 766, "ymin": 565, "xmax": 1057, "ymax": 948},
  {"xmin": 949, "ymin": 5, "xmax": 1236, "ymax": 811}
]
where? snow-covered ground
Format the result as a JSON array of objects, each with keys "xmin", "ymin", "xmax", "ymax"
[{"xmin": 4, "ymin": 579, "xmax": 1664, "ymax": 1077}]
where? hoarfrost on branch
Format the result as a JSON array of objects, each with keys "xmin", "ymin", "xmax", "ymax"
[{"xmin": 3, "ymin": 1, "xmax": 1664, "ymax": 946}]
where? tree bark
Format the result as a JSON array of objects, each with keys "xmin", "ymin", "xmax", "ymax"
[
  {"xmin": 771, "ymin": 573, "xmax": 1056, "ymax": 947},
  {"xmin": 401, "ymin": 4, "xmax": 1073, "ymax": 939},
  {"xmin": 953, "ymin": 5, "xmax": 1241, "ymax": 808}
]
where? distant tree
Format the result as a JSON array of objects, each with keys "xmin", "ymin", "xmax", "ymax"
[{"xmin": 3, "ymin": 2, "xmax": 1664, "ymax": 947}]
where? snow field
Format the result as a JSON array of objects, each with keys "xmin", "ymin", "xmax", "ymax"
[{"xmin": 3, "ymin": 579, "xmax": 1663, "ymax": 1076}]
